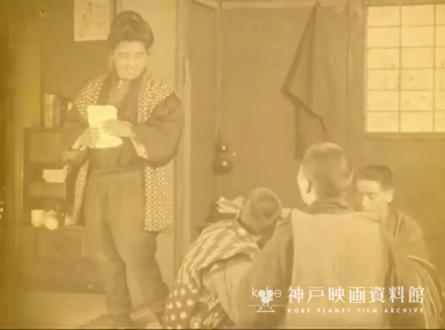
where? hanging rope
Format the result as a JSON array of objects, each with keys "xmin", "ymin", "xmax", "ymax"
[{"xmin": 212, "ymin": 0, "xmax": 233, "ymax": 178}]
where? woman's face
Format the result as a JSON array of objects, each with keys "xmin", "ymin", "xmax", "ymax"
[{"xmin": 112, "ymin": 41, "xmax": 147, "ymax": 80}]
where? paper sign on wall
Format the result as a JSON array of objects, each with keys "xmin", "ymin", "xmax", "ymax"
[{"xmin": 74, "ymin": 0, "xmax": 113, "ymax": 41}]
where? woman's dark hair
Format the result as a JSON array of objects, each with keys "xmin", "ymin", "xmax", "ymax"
[{"xmin": 107, "ymin": 10, "xmax": 154, "ymax": 50}]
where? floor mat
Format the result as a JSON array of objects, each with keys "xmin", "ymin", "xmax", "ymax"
[{"xmin": 79, "ymin": 306, "xmax": 160, "ymax": 329}]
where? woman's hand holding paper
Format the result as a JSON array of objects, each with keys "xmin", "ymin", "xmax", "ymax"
[
  {"xmin": 103, "ymin": 119, "xmax": 135, "ymax": 138},
  {"xmin": 79, "ymin": 127, "xmax": 100, "ymax": 148}
]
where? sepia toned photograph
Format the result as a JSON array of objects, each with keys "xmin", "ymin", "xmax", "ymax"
[{"xmin": 0, "ymin": 0, "xmax": 444, "ymax": 328}]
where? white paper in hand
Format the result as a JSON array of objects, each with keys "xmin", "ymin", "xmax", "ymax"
[{"xmin": 87, "ymin": 105, "xmax": 123, "ymax": 149}]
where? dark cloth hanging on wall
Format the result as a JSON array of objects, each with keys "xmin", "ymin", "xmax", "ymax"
[{"xmin": 282, "ymin": 4, "xmax": 348, "ymax": 160}]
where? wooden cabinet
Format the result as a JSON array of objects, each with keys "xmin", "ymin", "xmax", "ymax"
[
  {"xmin": 21, "ymin": 128, "xmax": 102, "ymax": 294},
  {"xmin": 22, "ymin": 128, "xmax": 66, "ymax": 226},
  {"xmin": 20, "ymin": 227, "xmax": 101, "ymax": 293}
]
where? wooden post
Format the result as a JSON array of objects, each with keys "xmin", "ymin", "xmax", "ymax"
[
  {"xmin": 215, "ymin": 0, "xmax": 223, "ymax": 196},
  {"xmin": 346, "ymin": 0, "xmax": 365, "ymax": 168},
  {"xmin": 194, "ymin": 0, "xmax": 348, "ymax": 9},
  {"xmin": 173, "ymin": 0, "xmax": 193, "ymax": 275}
]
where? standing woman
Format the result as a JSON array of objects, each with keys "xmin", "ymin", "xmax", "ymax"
[{"xmin": 61, "ymin": 11, "xmax": 184, "ymax": 329}]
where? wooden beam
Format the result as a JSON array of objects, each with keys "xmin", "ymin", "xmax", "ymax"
[
  {"xmin": 365, "ymin": 0, "xmax": 445, "ymax": 5},
  {"xmin": 2, "ymin": 0, "xmax": 18, "ymax": 324},
  {"xmin": 364, "ymin": 133, "xmax": 445, "ymax": 141},
  {"xmin": 345, "ymin": 0, "xmax": 365, "ymax": 169},
  {"xmin": 222, "ymin": 0, "xmax": 348, "ymax": 9},
  {"xmin": 194, "ymin": 0, "xmax": 218, "ymax": 9},
  {"xmin": 194, "ymin": 0, "xmax": 348, "ymax": 10},
  {"xmin": 113, "ymin": 0, "xmax": 122, "ymax": 14},
  {"xmin": 215, "ymin": 0, "xmax": 223, "ymax": 196}
]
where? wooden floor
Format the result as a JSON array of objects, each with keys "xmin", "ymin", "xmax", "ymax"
[
  {"xmin": 16, "ymin": 292, "xmax": 105, "ymax": 328},
  {"xmin": 13, "ymin": 292, "xmax": 160, "ymax": 329}
]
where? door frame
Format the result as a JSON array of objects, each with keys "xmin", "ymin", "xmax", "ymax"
[
  {"xmin": 173, "ymin": 0, "xmax": 193, "ymax": 275},
  {"xmin": 345, "ymin": 0, "xmax": 365, "ymax": 168}
]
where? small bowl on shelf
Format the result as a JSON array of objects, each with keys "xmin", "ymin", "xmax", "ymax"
[{"xmin": 42, "ymin": 168, "xmax": 68, "ymax": 183}]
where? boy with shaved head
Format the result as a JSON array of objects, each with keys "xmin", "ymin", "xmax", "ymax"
[
  {"xmin": 236, "ymin": 143, "xmax": 444, "ymax": 328},
  {"xmin": 236, "ymin": 143, "xmax": 391, "ymax": 328}
]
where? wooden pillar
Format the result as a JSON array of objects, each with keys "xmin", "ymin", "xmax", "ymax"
[
  {"xmin": 346, "ymin": 0, "xmax": 365, "ymax": 169},
  {"xmin": 4, "ymin": 0, "xmax": 42, "ymax": 326},
  {"xmin": 173, "ymin": 0, "xmax": 193, "ymax": 277}
]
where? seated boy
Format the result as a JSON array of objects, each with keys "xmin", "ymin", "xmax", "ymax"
[{"xmin": 355, "ymin": 165, "xmax": 445, "ymax": 328}]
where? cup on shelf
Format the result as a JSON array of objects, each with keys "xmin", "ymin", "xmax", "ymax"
[
  {"xmin": 42, "ymin": 210, "xmax": 59, "ymax": 231},
  {"xmin": 31, "ymin": 209, "xmax": 44, "ymax": 227},
  {"xmin": 64, "ymin": 214, "xmax": 75, "ymax": 226},
  {"xmin": 42, "ymin": 167, "xmax": 68, "ymax": 183}
]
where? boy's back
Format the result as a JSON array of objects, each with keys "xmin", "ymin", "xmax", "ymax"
[{"xmin": 286, "ymin": 210, "xmax": 391, "ymax": 328}]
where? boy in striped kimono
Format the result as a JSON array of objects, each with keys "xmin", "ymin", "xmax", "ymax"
[
  {"xmin": 355, "ymin": 165, "xmax": 445, "ymax": 328},
  {"xmin": 162, "ymin": 188, "xmax": 283, "ymax": 329}
]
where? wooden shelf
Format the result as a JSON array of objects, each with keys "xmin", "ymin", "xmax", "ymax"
[
  {"xmin": 20, "ymin": 226, "xmax": 101, "ymax": 294},
  {"xmin": 28, "ymin": 181, "xmax": 66, "ymax": 200},
  {"xmin": 22, "ymin": 226, "xmax": 91, "ymax": 258},
  {"xmin": 24, "ymin": 224, "xmax": 85, "ymax": 231},
  {"xmin": 365, "ymin": 0, "xmax": 445, "ymax": 5},
  {"xmin": 195, "ymin": 0, "xmax": 348, "ymax": 10},
  {"xmin": 21, "ymin": 128, "xmax": 97, "ymax": 294}
]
